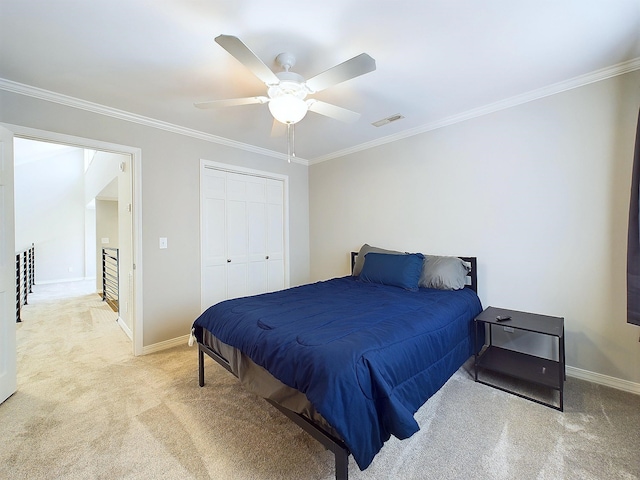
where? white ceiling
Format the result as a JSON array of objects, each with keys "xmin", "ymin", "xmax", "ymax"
[{"xmin": 1, "ymin": 1, "xmax": 639, "ymax": 163}]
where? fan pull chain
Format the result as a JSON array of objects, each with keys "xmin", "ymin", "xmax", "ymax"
[
  {"xmin": 287, "ymin": 123, "xmax": 296, "ymax": 163},
  {"xmin": 287, "ymin": 123, "xmax": 291, "ymax": 162}
]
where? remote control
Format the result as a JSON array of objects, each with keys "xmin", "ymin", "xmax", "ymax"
[{"xmin": 495, "ymin": 315, "xmax": 511, "ymax": 322}]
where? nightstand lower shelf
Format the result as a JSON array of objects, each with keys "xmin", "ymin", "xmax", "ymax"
[
  {"xmin": 474, "ymin": 307, "xmax": 565, "ymax": 411},
  {"xmin": 476, "ymin": 346, "xmax": 561, "ymax": 390}
]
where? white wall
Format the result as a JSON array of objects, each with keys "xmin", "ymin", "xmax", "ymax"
[
  {"xmin": 84, "ymin": 204, "xmax": 96, "ymax": 280},
  {"xmin": 310, "ymin": 70, "xmax": 640, "ymax": 386},
  {"xmin": 95, "ymin": 199, "xmax": 118, "ymax": 292},
  {"xmin": 14, "ymin": 146, "xmax": 87, "ymax": 283},
  {"xmin": 84, "ymin": 150, "xmax": 122, "ymax": 203},
  {"xmin": 1, "ymin": 89, "xmax": 311, "ymax": 348}
]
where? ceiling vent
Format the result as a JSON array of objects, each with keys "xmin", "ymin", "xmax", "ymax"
[{"xmin": 372, "ymin": 114, "xmax": 404, "ymax": 127}]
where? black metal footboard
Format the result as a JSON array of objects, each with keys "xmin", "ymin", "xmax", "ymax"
[{"xmin": 198, "ymin": 342, "xmax": 350, "ymax": 480}]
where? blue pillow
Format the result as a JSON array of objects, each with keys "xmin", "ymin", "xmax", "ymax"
[{"xmin": 358, "ymin": 252, "xmax": 425, "ymax": 291}]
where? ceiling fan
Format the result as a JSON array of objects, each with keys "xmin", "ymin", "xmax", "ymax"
[{"xmin": 195, "ymin": 35, "xmax": 376, "ymax": 127}]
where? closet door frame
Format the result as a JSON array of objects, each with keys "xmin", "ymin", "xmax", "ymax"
[{"xmin": 199, "ymin": 159, "xmax": 290, "ymax": 312}]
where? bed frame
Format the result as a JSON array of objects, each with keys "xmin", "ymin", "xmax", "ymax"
[{"xmin": 197, "ymin": 253, "xmax": 478, "ymax": 480}]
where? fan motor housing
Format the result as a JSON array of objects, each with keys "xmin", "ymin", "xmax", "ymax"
[{"xmin": 268, "ymin": 71, "xmax": 308, "ymax": 100}]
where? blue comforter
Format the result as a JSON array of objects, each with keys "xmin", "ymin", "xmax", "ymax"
[{"xmin": 193, "ymin": 276, "xmax": 482, "ymax": 470}]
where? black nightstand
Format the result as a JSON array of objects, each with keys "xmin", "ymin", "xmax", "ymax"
[{"xmin": 474, "ymin": 306, "xmax": 565, "ymax": 411}]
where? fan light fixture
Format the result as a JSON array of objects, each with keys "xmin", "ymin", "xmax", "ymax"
[
  {"xmin": 268, "ymin": 94, "xmax": 308, "ymax": 124},
  {"xmin": 195, "ymin": 35, "xmax": 377, "ymax": 162}
]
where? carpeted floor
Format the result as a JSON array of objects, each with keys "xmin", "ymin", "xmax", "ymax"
[{"xmin": 1, "ymin": 281, "xmax": 638, "ymax": 479}]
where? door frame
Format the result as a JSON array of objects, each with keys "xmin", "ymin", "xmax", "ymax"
[
  {"xmin": 2, "ymin": 123, "xmax": 144, "ymax": 356},
  {"xmin": 0, "ymin": 125, "xmax": 16, "ymax": 404}
]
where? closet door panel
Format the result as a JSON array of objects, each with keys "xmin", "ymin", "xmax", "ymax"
[
  {"xmin": 248, "ymin": 200, "xmax": 268, "ymax": 294},
  {"xmin": 201, "ymin": 169, "xmax": 228, "ymax": 307},
  {"xmin": 202, "ymin": 197, "xmax": 227, "ymax": 306},
  {"xmin": 247, "ymin": 261, "xmax": 267, "ymax": 295},
  {"xmin": 202, "ymin": 171, "xmax": 226, "ymax": 266},
  {"xmin": 226, "ymin": 262, "xmax": 248, "ymax": 300},
  {"xmin": 226, "ymin": 200, "xmax": 247, "ymax": 262},
  {"xmin": 247, "ymin": 176, "xmax": 267, "ymax": 262},
  {"xmin": 267, "ymin": 203, "xmax": 284, "ymax": 256},
  {"xmin": 266, "ymin": 179, "xmax": 283, "ymax": 205},
  {"xmin": 226, "ymin": 173, "xmax": 246, "ymax": 200},
  {"xmin": 248, "ymin": 202, "xmax": 267, "ymax": 259},
  {"xmin": 202, "ymin": 264, "xmax": 226, "ymax": 308},
  {"xmin": 203, "ymin": 198, "xmax": 226, "ymax": 263},
  {"xmin": 266, "ymin": 178, "xmax": 285, "ymax": 291},
  {"xmin": 267, "ymin": 258, "xmax": 284, "ymax": 292},
  {"xmin": 246, "ymin": 176, "xmax": 267, "ymax": 203}
]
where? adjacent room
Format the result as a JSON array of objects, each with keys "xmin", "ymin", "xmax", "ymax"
[
  {"xmin": 13, "ymin": 138, "xmax": 134, "ymax": 336},
  {"xmin": 0, "ymin": 1, "xmax": 638, "ymax": 479}
]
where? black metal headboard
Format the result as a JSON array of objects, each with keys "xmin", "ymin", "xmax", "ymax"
[
  {"xmin": 458, "ymin": 256, "xmax": 477, "ymax": 292},
  {"xmin": 350, "ymin": 251, "xmax": 358, "ymax": 273},
  {"xmin": 350, "ymin": 251, "xmax": 478, "ymax": 292}
]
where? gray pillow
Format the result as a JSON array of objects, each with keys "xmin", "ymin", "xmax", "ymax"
[
  {"xmin": 419, "ymin": 255, "xmax": 471, "ymax": 290},
  {"xmin": 352, "ymin": 244, "xmax": 405, "ymax": 276}
]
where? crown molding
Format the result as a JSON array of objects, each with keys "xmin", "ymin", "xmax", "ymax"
[
  {"xmin": 309, "ymin": 56, "xmax": 640, "ymax": 165},
  {"xmin": 3, "ymin": 55, "xmax": 638, "ymax": 168},
  {"xmin": 0, "ymin": 78, "xmax": 309, "ymax": 165}
]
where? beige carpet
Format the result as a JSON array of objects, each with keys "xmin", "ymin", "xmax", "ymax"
[{"xmin": 1, "ymin": 281, "xmax": 639, "ymax": 479}]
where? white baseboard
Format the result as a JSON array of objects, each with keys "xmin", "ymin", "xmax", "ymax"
[
  {"xmin": 567, "ymin": 365, "xmax": 640, "ymax": 395},
  {"xmin": 142, "ymin": 334, "xmax": 191, "ymax": 355}
]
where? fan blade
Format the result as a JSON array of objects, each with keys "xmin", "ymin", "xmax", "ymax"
[
  {"xmin": 307, "ymin": 100, "xmax": 361, "ymax": 123},
  {"xmin": 215, "ymin": 35, "xmax": 280, "ymax": 85},
  {"xmin": 305, "ymin": 53, "xmax": 376, "ymax": 93},
  {"xmin": 194, "ymin": 96, "xmax": 268, "ymax": 109}
]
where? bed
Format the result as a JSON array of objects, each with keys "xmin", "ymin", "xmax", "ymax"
[{"xmin": 192, "ymin": 246, "xmax": 483, "ymax": 480}]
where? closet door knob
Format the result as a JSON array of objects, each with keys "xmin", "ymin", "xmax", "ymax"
[
  {"xmin": 265, "ymin": 255, "xmax": 269, "ymax": 259},
  {"xmin": 227, "ymin": 259, "xmax": 231, "ymax": 263}
]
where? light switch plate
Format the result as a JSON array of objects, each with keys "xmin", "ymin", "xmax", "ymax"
[{"xmin": 159, "ymin": 237, "xmax": 168, "ymax": 249}]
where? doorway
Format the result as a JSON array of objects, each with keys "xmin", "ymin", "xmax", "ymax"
[{"xmin": 9, "ymin": 126, "xmax": 142, "ymax": 355}]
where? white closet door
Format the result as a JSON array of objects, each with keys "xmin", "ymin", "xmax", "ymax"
[
  {"xmin": 247, "ymin": 176, "xmax": 268, "ymax": 295},
  {"xmin": 266, "ymin": 179, "xmax": 285, "ymax": 292},
  {"xmin": 201, "ymin": 169, "xmax": 227, "ymax": 308},
  {"xmin": 225, "ymin": 173, "xmax": 249, "ymax": 300},
  {"xmin": 201, "ymin": 163, "xmax": 287, "ymax": 312}
]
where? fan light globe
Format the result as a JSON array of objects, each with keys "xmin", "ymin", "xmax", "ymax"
[{"xmin": 268, "ymin": 95, "xmax": 308, "ymax": 124}]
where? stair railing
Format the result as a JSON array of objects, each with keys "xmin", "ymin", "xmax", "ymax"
[
  {"xmin": 15, "ymin": 243, "xmax": 35, "ymax": 323},
  {"xmin": 102, "ymin": 247, "xmax": 119, "ymax": 314}
]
